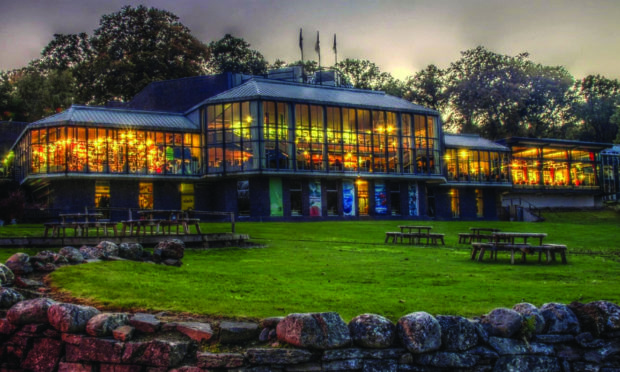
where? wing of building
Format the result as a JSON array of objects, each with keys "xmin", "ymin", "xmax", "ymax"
[{"xmin": 3, "ymin": 69, "xmax": 618, "ymax": 221}]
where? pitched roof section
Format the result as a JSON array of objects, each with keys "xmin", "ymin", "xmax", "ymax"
[
  {"xmin": 125, "ymin": 74, "xmax": 234, "ymax": 113},
  {"xmin": 194, "ymin": 78, "xmax": 438, "ymax": 114},
  {"xmin": 32, "ymin": 105, "xmax": 199, "ymax": 131},
  {"xmin": 444, "ymin": 133, "xmax": 509, "ymax": 151}
]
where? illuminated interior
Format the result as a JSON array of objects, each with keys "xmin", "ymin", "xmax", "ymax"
[
  {"xmin": 510, "ymin": 146, "xmax": 598, "ymax": 188},
  {"xmin": 444, "ymin": 148, "xmax": 509, "ymax": 183},
  {"xmin": 27, "ymin": 126, "xmax": 201, "ymax": 176}
]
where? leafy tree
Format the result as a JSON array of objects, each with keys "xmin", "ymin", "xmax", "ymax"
[
  {"xmin": 79, "ymin": 5, "xmax": 209, "ymax": 103},
  {"xmin": 573, "ymin": 75, "xmax": 620, "ymax": 142},
  {"xmin": 207, "ymin": 34, "xmax": 268, "ymax": 75},
  {"xmin": 11, "ymin": 69, "xmax": 76, "ymax": 122},
  {"xmin": 403, "ymin": 64, "xmax": 445, "ymax": 110},
  {"xmin": 443, "ymin": 46, "xmax": 576, "ymax": 139},
  {"xmin": 270, "ymin": 59, "xmax": 288, "ymax": 70},
  {"xmin": 335, "ymin": 59, "xmax": 396, "ymax": 92},
  {"xmin": 34, "ymin": 33, "xmax": 93, "ymax": 71},
  {"xmin": 287, "ymin": 60, "xmax": 319, "ymax": 75}
]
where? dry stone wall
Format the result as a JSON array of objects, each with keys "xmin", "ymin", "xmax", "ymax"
[{"xmin": 1, "ymin": 244, "xmax": 620, "ymax": 371}]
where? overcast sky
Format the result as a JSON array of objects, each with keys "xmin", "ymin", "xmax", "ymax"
[{"xmin": 1, "ymin": 0, "xmax": 619, "ymax": 80}]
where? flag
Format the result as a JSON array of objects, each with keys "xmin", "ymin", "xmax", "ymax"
[
  {"xmin": 315, "ymin": 31, "xmax": 320, "ymax": 54},
  {"xmin": 299, "ymin": 28, "xmax": 303, "ymax": 52},
  {"xmin": 333, "ymin": 34, "xmax": 337, "ymax": 54}
]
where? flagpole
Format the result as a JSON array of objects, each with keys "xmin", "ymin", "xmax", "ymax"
[
  {"xmin": 315, "ymin": 31, "xmax": 321, "ymax": 84},
  {"xmin": 333, "ymin": 34, "xmax": 337, "ymax": 66},
  {"xmin": 299, "ymin": 28, "xmax": 304, "ymax": 63}
]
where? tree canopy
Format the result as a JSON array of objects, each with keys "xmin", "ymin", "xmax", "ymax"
[{"xmin": 207, "ymin": 34, "xmax": 268, "ymax": 75}]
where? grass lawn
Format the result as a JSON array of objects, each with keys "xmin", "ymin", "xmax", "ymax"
[{"xmin": 1, "ymin": 210, "xmax": 619, "ymax": 321}]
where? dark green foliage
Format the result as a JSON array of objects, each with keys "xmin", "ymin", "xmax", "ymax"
[
  {"xmin": 207, "ymin": 34, "xmax": 268, "ymax": 75},
  {"xmin": 573, "ymin": 75, "xmax": 620, "ymax": 143}
]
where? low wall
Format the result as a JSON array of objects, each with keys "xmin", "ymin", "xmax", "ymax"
[{"xmin": 1, "ymin": 296, "xmax": 620, "ymax": 371}]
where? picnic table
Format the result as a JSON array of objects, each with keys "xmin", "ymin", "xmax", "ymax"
[
  {"xmin": 458, "ymin": 227, "xmax": 501, "ymax": 243},
  {"xmin": 128, "ymin": 210, "xmax": 202, "ymax": 235},
  {"xmin": 44, "ymin": 213, "xmax": 117, "ymax": 238},
  {"xmin": 470, "ymin": 232, "xmax": 567, "ymax": 264},
  {"xmin": 385, "ymin": 225, "xmax": 444, "ymax": 245}
]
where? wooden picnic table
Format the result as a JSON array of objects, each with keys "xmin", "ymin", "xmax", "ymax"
[
  {"xmin": 470, "ymin": 232, "xmax": 566, "ymax": 264},
  {"xmin": 44, "ymin": 213, "xmax": 117, "ymax": 238},
  {"xmin": 459, "ymin": 227, "xmax": 501, "ymax": 243},
  {"xmin": 134, "ymin": 210, "xmax": 201, "ymax": 235}
]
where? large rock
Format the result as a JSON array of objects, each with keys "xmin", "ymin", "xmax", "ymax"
[
  {"xmin": 48, "ymin": 303, "xmax": 101, "ymax": 333},
  {"xmin": 513, "ymin": 303, "xmax": 546, "ymax": 335},
  {"xmin": 30, "ymin": 250, "xmax": 59, "ymax": 264},
  {"xmin": 480, "ymin": 308, "xmax": 522, "ymax": 338},
  {"xmin": 493, "ymin": 355, "xmax": 561, "ymax": 372},
  {"xmin": 95, "ymin": 241, "xmax": 120, "ymax": 257},
  {"xmin": 176, "ymin": 322, "xmax": 214, "ymax": 342},
  {"xmin": 0, "ymin": 263, "xmax": 15, "ymax": 286},
  {"xmin": 397, "ymin": 311, "xmax": 442, "ymax": 354},
  {"xmin": 569, "ymin": 301, "xmax": 620, "ymax": 336},
  {"xmin": 118, "ymin": 243, "xmax": 144, "ymax": 261},
  {"xmin": 86, "ymin": 313, "xmax": 129, "ymax": 337},
  {"xmin": 153, "ymin": 239, "xmax": 185, "ymax": 262},
  {"xmin": 416, "ymin": 351, "xmax": 479, "ymax": 368},
  {"xmin": 0, "ymin": 287, "xmax": 24, "ymax": 308},
  {"xmin": 196, "ymin": 351, "xmax": 245, "ymax": 369},
  {"xmin": 21, "ymin": 337, "xmax": 64, "ymax": 372},
  {"xmin": 276, "ymin": 312, "xmax": 351, "ymax": 349},
  {"xmin": 219, "ymin": 321, "xmax": 260, "ymax": 344},
  {"xmin": 58, "ymin": 246, "xmax": 85, "ymax": 263},
  {"xmin": 436, "ymin": 315, "xmax": 479, "ymax": 351},
  {"xmin": 7, "ymin": 297, "xmax": 55, "ymax": 325},
  {"xmin": 349, "ymin": 313, "xmax": 395, "ymax": 349},
  {"xmin": 488, "ymin": 337, "xmax": 554, "ymax": 356},
  {"xmin": 129, "ymin": 312, "xmax": 162, "ymax": 333},
  {"xmin": 5, "ymin": 252, "xmax": 32, "ymax": 275},
  {"xmin": 540, "ymin": 302, "xmax": 580, "ymax": 335},
  {"xmin": 245, "ymin": 348, "xmax": 314, "ymax": 365},
  {"xmin": 122, "ymin": 339, "xmax": 189, "ymax": 367}
]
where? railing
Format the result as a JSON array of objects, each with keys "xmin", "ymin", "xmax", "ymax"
[{"xmin": 504, "ymin": 197, "xmax": 543, "ymax": 221}]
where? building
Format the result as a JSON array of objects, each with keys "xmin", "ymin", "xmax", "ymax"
[{"xmin": 5, "ymin": 70, "xmax": 617, "ymax": 221}]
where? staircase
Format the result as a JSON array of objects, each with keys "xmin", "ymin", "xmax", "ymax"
[{"xmin": 504, "ymin": 198, "xmax": 544, "ymax": 222}]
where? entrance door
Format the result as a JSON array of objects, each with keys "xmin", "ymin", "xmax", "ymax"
[{"xmin": 357, "ymin": 180, "xmax": 369, "ymax": 216}]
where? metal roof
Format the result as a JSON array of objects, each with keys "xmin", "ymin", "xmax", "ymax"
[
  {"xmin": 31, "ymin": 105, "xmax": 199, "ymax": 131},
  {"xmin": 194, "ymin": 78, "xmax": 438, "ymax": 114},
  {"xmin": 498, "ymin": 137, "xmax": 612, "ymax": 150},
  {"xmin": 444, "ymin": 133, "xmax": 510, "ymax": 151}
]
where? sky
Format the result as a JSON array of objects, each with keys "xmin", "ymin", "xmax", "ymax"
[{"xmin": 1, "ymin": 0, "xmax": 619, "ymax": 81}]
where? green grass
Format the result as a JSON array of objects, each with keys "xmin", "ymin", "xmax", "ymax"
[{"xmin": 2, "ymin": 210, "xmax": 620, "ymax": 321}]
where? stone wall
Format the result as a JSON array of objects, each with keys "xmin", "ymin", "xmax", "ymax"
[{"xmin": 1, "ymin": 244, "xmax": 620, "ymax": 371}]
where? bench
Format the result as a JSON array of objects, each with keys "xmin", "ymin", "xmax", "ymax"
[
  {"xmin": 429, "ymin": 233, "xmax": 445, "ymax": 245},
  {"xmin": 472, "ymin": 242, "xmax": 568, "ymax": 264},
  {"xmin": 385, "ymin": 232, "xmax": 403, "ymax": 244},
  {"xmin": 458, "ymin": 233, "xmax": 472, "ymax": 244},
  {"xmin": 43, "ymin": 222, "xmax": 66, "ymax": 238}
]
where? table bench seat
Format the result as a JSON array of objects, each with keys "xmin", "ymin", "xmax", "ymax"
[
  {"xmin": 385, "ymin": 232, "xmax": 403, "ymax": 243},
  {"xmin": 471, "ymin": 242, "xmax": 567, "ymax": 264}
]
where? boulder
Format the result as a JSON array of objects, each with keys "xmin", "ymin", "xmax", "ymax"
[
  {"xmin": 276, "ymin": 312, "xmax": 351, "ymax": 349},
  {"xmin": 513, "ymin": 302, "xmax": 546, "ymax": 335},
  {"xmin": 95, "ymin": 241, "xmax": 120, "ymax": 258},
  {"xmin": 129, "ymin": 312, "xmax": 162, "ymax": 333},
  {"xmin": 5, "ymin": 252, "xmax": 32, "ymax": 275},
  {"xmin": 118, "ymin": 242, "xmax": 144, "ymax": 261},
  {"xmin": 30, "ymin": 250, "xmax": 56, "ymax": 264},
  {"xmin": 59, "ymin": 246, "xmax": 85, "ymax": 263},
  {"xmin": 0, "ymin": 287, "xmax": 24, "ymax": 308},
  {"xmin": 569, "ymin": 300, "xmax": 620, "ymax": 336},
  {"xmin": 0, "ymin": 263, "xmax": 15, "ymax": 286},
  {"xmin": 79, "ymin": 246, "xmax": 101, "ymax": 260},
  {"xmin": 153, "ymin": 239, "xmax": 185, "ymax": 262},
  {"xmin": 436, "ymin": 315, "xmax": 479, "ymax": 351},
  {"xmin": 415, "ymin": 351, "xmax": 479, "ymax": 368},
  {"xmin": 21, "ymin": 337, "xmax": 64, "ymax": 372},
  {"xmin": 397, "ymin": 311, "xmax": 442, "ymax": 354},
  {"xmin": 113, "ymin": 325, "xmax": 135, "ymax": 341},
  {"xmin": 175, "ymin": 322, "xmax": 214, "ymax": 342},
  {"xmin": 219, "ymin": 321, "xmax": 260, "ymax": 344},
  {"xmin": 86, "ymin": 313, "xmax": 129, "ymax": 337},
  {"xmin": 540, "ymin": 303, "xmax": 580, "ymax": 335},
  {"xmin": 7, "ymin": 297, "xmax": 56, "ymax": 325},
  {"xmin": 245, "ymin": 348, "xmax": 314, "ymax": 365},
  {"xmin": 48, "ymin": 303, "xmax": 101, "ymax": 333},
  {"xmin": 494, "ymin": 355, "xmax": 561, "ymax": 372},
  {"xmin": 32, "ymin": 261, "xmax": 57, "ymax": 272},
  {"xmin": 122, "ymin": 339, "xmax": 189, "ymax": 367},
  {"xmin": 480, "ymin": 308, "xmax": 522, "ymax": 338},
  {"xmin": 196, "ymin": 351, "xmax": 245, "ymax": 369},
  {"xmin": 348, "ymin": 313, "xmax": 395, "ymax": 348}
]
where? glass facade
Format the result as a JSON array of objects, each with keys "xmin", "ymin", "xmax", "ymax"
[
  {"xmin": 26, "ymin": 126, "xmax": 201, "ymax": 176},
  {"xmin": 445, "ymin": 148, "xmax": 510, "ymax": 183},
  {"xmin": 510, "ymin": 145, "xmax": 599, "ymax": 189}
]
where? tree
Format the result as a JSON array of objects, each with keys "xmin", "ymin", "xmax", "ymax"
[
  {"xmin": 573, "ymin": 75, "xmax": 620, "ymax": 142},
  {"xmin": 11, "ymin": 69, "xmax": 76, "ymax": 122},
  {"xmin": 443, "ymin": 46, "xmax": 576, "ymax": 139},
  {"xmin": 270, "ymin": 59, "xmax": 288, "ymax": 70},
  {"xmin": 78, "ymin": 5, "xmax": 210, "ymax": 103},
  {"xmin": 335, "ymin": 59, "xmax": 396, "ymax": 92},
  {"xmin": 403, "ymin": 64, "xmax": 445, "ymax": 110},
  {"xmin": 207, "ymin": 34, "xmax": 268, "ymax": 75},
  {"xmin": 34, "ymin": 33, "xmax": 93, "ymax": 71}
]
